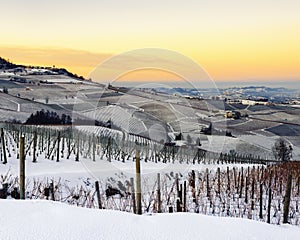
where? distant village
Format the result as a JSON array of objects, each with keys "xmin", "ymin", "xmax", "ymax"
[{"xmin": 153, "ymin": 85, "xmax": 300, "ymax": 107}]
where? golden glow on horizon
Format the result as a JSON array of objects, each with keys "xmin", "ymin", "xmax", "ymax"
[{"xmin": 0, "ymin": 1, "xmax": 299, "ymax": 82}]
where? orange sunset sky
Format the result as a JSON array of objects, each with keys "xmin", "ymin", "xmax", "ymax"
[{"xmin": 0, "ymin": 0, "xmax": 299, "ymax": 82}]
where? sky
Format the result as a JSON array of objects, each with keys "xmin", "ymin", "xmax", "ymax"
[{"xmin": 0, "ymin": 0, "xmax": 299, "ymax": 82}]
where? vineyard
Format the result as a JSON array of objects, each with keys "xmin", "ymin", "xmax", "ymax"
[{"xmin": 0, "ymin": 123, "xmax": 299, "ymax": 226}]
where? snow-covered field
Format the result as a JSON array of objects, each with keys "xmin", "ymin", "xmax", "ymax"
[
  {"xmin": 0, "ymin": 199, "xmax": 299, "ymax": 240},
  {"xmin": 84, "ymin": 105, "xmax": 147, "ymax": 134}
]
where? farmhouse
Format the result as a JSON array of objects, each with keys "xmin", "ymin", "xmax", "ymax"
[{"xmin": 241, "ymin": 99, "xmax": 269, "ymax": 106}]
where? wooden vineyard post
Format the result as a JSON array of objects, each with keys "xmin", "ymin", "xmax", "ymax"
[
  {"xmin": 61, "ymin": 133, "xmax": 65, "ymax": 158},
  {"xmin": 259, "ymin": 183, "xmax": 263, "ymax": 219},
  {"xmin": 95, "ymin": 181, "xmax": 102, "ymax": 209},
  {"xmin": 217, "ymin": 167, "xmax": 221, "ymax": 195},
  {"xmin": 47, "ymin": 130, "xmax": 51, "ymax": 159},
  {"xmin": 92, "ymin": 135, "xmax": 96, "ymax": 162},
  {"xmin": 157, "ymin": 173, "xmax": 162, "ymax": 213},
  {"xmin": 164, "ymin": 146, "xmax": 167, "ymax": 163},
  {"xmin": 56, "ymin": 132, "xmax": 60, "ymax": 162},
  {"xmin": 283, "ymin": 175, "xmax": 292, "ymax": 224},
  {"xmin": 87, "ymin": 135, "xmax": 91, "ymax": 158},
  {"xmin": 67, "ymin": 133, "xmax": 71, "ymax": 159},
  {"xmin": 50, "ymin": 182, "xmax": 55, "ymax": 201},
  {"xmin": 41, "ymin": 131, "xmax": 44, "ymax": 154},
  {"xmin": 154, "ymin": 144, "xmax": 157, "ymax": 163},
  {"xmin": 179, "ymin": 183, "xmax": 183, "ymax": 211},
  {"xmin": 1, "ymin": 128, "xmax": 7, "ymax": 164},
  {"xmin": 267, "ymin": 171, "xmax": 273, "ymax": 224},
  {"xmin": 20, "ymin": 135, "xmax": 25, "ymax": 199},
  {"xmin": 233, "ymin": 167, "xmax": 237, "ymax": 189},
  {"xmin": 237, "ymin": 171, "xmax": 240, "ymax": 194},
  {"xmin": 172, "ymin": 144, "xmax": 175, "ymax": 161},
  {"xmin": 245, "ymin": 177, "xmax": 249, "ymax": 204},
  {"xmin": 107, "ymin": 137, "xmax": 112, "ymax": 162},
  {"xmin": 191, "ymin": 170, "xmax": 196, "ymax": 202},
  {"xmin": 251, "ymin": 177, "xmax": 255, "ymax": 211},
  {"xmin": 239, "ymin": 167, "xmax": 244, "ymax": 198},
  {"xmin": 183, "ymin": 181, "xmax": 187, "ymax": 212},
  {"xmin": 135, "ymin": 144, "xmax": 142, "ymax": 215},
  {"xmin": 130, "ymin": 177, "xmax": 136, "ymax": 214},
  {"xmin": 33, "ymin": 131, "xmax": 37, "ymax": 163},
  {"xmin": 227, "ymin": 167, "xmax": 231, "ymax": 192},
  {"xmin": 76, "ymin": 135, "xmax": 80, "ymax": 162},
  {"xmin": 206, "ymin": 168, "xmax": 210, "ymax": 198}
]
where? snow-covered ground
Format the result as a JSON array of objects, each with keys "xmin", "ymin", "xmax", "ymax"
[
  {"xmin": 0, "ymin": 147, "xmax": 249, "ymax": 187},
  {"xmin": 0, "ymin": 199, "xmax": 299, "ymax": 240}
]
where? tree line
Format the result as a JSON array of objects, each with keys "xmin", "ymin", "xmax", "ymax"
[{"xmin": 25, "ymin": 110, "xmax": 72, "ymax": 125}]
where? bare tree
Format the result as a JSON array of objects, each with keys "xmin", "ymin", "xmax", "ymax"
[{"xmin": 272, "ymin": 138, "xmax": 293, "ymax": 162}]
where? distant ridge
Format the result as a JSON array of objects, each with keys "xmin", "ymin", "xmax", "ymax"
[
  {"xmin": 0, "ymin": 56, "xmax": 86, "ymax": 81},
  {"xmin": 0, "ymin": 57, "xmax": 20, "ymax": 69}
]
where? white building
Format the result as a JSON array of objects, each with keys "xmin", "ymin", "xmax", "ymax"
[
  {"xmin": 241, "ymin": 99, "xmax": 269, "ymax": 106},
  {"xmin": 241, "ymin": 99, "xmax": 256, "ymax": 106}
]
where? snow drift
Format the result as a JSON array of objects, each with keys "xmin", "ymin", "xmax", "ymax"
[{"xmin": 0, "ymin": 200, "xmax": 299, "ymax": 240}]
